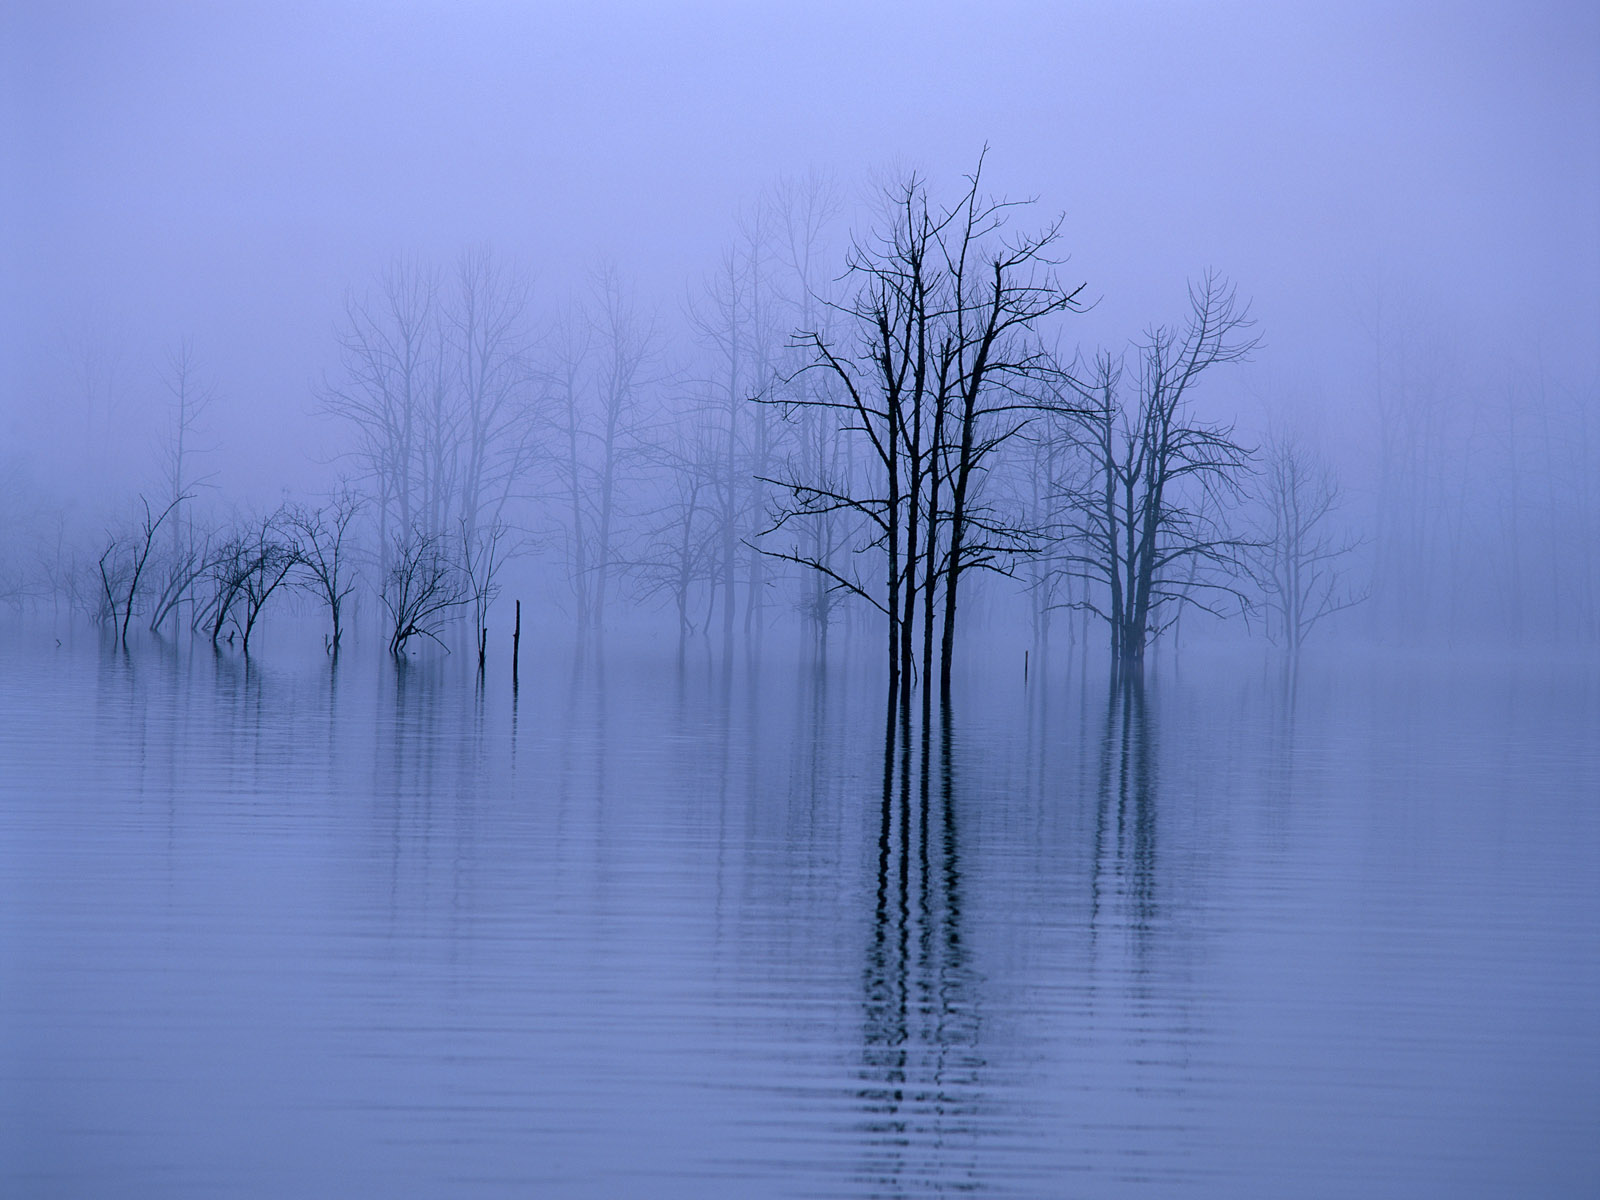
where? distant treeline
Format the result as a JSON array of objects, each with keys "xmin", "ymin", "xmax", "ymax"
[{"xmin": 3, "ymin": 163, "xmax": 1596, "ymax": 679}]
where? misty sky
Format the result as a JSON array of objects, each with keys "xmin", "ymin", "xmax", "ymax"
[{"xmin": 4, "ymin": 1, "xmax": 1596, "ymax": 501}]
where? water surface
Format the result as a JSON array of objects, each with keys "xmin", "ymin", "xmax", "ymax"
[{"xmin": 2, "ymin": 631, "xmax": 1596, "ymax": 1197}]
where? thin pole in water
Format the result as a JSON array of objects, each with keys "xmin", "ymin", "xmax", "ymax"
[
  {"xmin": 512, "ymin": 600, "xmax": 521, "ymax": 689},
  {"xmin": 1024, "ymin": 648, "xmax": 1029, "ymax": 683}
]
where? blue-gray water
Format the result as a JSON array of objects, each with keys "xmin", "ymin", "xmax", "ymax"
[{"xmin": 2, "ymin": 631, "xmax": 1597, "ymax": 1198}]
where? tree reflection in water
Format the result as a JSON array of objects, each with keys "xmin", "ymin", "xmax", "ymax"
[
  {"xmin": 857, "ymin": 710, "xmax": 984, "ymax": 1195},
  {"xmin": 1094, "ymin": 674, "xmax": 1159, "ymax": 957}
]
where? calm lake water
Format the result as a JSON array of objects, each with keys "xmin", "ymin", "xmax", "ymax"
[{"xmin": 2, "ymin": 628, "xmax": 1597, "ymax": 1198}]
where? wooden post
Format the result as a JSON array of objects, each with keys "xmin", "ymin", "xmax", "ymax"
[{"xmin": 512, "ymin": 600, "xmax": 521, "ymax": 689}]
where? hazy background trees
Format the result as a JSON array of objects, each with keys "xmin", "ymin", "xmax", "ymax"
[
  {"xmin": 8, "ymin": 185, "xmax": 1598, "ymax": 678},
  {"xmin": 1051, "ymin": 275, "xmax": 1257, "ymax": 671},
  {"xmin": 1248, "ymin": 431, "xmax": 1366, "ymax": 658},
  {"xmin": 4, "ymin": 1, "xmax": 1591, "ymax": 674},
  {"xmin": 2, "ymin": 161, "xmax": 1595, "ymax": 676}
]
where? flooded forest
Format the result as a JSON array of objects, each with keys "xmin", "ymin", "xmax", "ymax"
[{"xmin": 3, "ymin": 4, "xmax": 1597, "ymax": 1197}]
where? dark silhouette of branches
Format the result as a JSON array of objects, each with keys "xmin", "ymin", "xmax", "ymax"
[
  {"xmin": 1050, "ymin": 273, "xmax": 1259, "ymax": 672},
  {"xmin": 286, "ymin": 489, "xmax": 364, "ymax": 655},
  {"xmin": 382, "ymin": 527, "xmax": 466, "ymax": 656},
  {"xmin": 98, "ymin": 494, "xmax": 186, "ymax": 647}
]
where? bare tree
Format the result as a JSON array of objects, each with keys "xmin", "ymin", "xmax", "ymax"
[
  {"xmin": 689, "ymin": 214, "xmax": 778, "ymax": 646},
  {"xmin": 587, "ymin": 266, "xmax": 657, "ymax": 631},
  {"xmin": 382, "ymin": 527, "xmax": 466, "ymax": 656},
  {"xmin": 322, "ymin": 259, "xmax": 442, "ymax": 570},
  {"xmin": 544, "ymin": 271, "xmax": 656, "ymax": 636},
  {"xmin": 459, "ymin": 516, "xmax": 509, "ymax": 671},
  {"xmin": 98, "ymin": 494, "xmax": 186, "ymax": 647},
  {"xmin": 146, "ymin": 522, "xmax": 214, "ymax": 635},
  {"xmin": 547, "ymin": 298, "xmax": 597, "ymax": 628},
  {"xmin": 158, "ymin": 340, "xmax": 218, "ymax": 542},
  {"xmin": 447, "ymin": 248, "xmax": 539, "ymax": 535},
  {"xmin": 286, "ymin": 489, "xmax": 363, "ymax": 654},
  {"xmin": 1052, "ymin": 274, "xmax": 1258, "ymax": 673},
  {"xmin": 627, "ymin": 414, "xmax": 723, "ymax": 653},
  {"xmin": 232, "ymin": 510, "xmax": 298, "ymax": 656},
  {"xmin": 767, "ymin": 171, "xmax": 850, "ymax": 649},
  {"xmin": 764, "ymin": 158, "xmax": 1083, "ymax": 724},
  {"xmin": 1249, "ymin": 431, "xmax": 1367, "ymax": 657},
  {"xmin": 201, "ymin": 532, "xmax": 251, "ymax": 648}
]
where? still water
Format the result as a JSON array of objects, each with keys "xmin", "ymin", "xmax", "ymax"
[{"xmin": 2, "ymin": 630, "xmax": 1597, "ymax": 1198}]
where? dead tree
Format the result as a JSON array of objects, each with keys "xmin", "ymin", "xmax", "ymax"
[
  {"xmin": 1054, "ymin": 274, "xmax": 1258, "ymax": 673},
  {"xmin": 98, "ymin": 494, "xmax": 185, "ymax": 647},
  {"xmin": 203, "ymin": 533, "xmax": 252, "ymax": 648},
  {"xmin": 547, "ymin": 271, "xmax": 657, "ymax": 636},
  {"xmin": 286, "ymin": 490, "xmax": 363, "ymax": 654},
  {"xmin": 459, "ymin": 516, "xmax": 509, "ymax": 670},
  {"xmin": 147, "ymin": 524, "xmax": 214, "ymax": 635},
  {"xmin": 689, "ymin": 215, "xmax": 779, "ymax": 647},
  {"xmin": 321, "ymin": 259, "xmax": 442, "ymax": 575},
  {"xmin": 447, "ymin": 249, "xmax": 539, "ymax": 536},
  {"xmin": 382, "ymin": 527, "xmax": 466, "ymax": 656},
  {"xmin": 548, "ymin": 298, "xmax": 597, "ymax": 628},
  {"xmin": 763, "ymin": 158, "xmax": 1083, "ymax": 723},
  {"xmin": 232, "ymin": 511, "xmax": 298, "ymax": 656},
  {"xmin": 587, "ymin": 266, "xmax": 657, "ymax": 632},
  {"xmin": 767, "ymin": 171, "xmax": 849, "ymax": 650},
  {"xmin": 1249, "ymin": 431, "xmax": 1367, "ymax": 657},
  {"xmin": 627, "ymin": 414, "xmax": 723, "ymax": 652}
]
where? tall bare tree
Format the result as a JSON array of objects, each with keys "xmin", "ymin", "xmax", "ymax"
[
  {"xmin": 1052, "ymin": 274, "xmax": 1258, "ymax": 672},
  {"xmin": 448, "ymin": 249, "xmax": 539, "ymax": 535},
  {"xmin": 459, "ymin": 516, "xmax": 509, "ymax": 671},
  {"xmin": 689, "ymin": 222, "xmax": 775, "ymax": 646},
  {"xmin": 323, "ymin": 258, "xmax": 440, "ymax": 568},
  {"xmin": 764, "ymin": 159, "xmax": 1083, "ymax": 724},
  {"xmin": 1249, "ymin": 431, "xmax": 1367, "ymax": 657},
  {"xmin": 628, "ymin": 413, "xmax": 723, "ymax": 653}
]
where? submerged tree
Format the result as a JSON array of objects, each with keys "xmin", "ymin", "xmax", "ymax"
[
  {"xmin": 765, "ymin": 157, "xmax": 1084, "ymax": 722},
  {"xmin": 231, "ymin": 510, "xmax": 298, "ymax": 657},
  {"xmin": 1249, "ymin": 431, "xmax": 1367, "ymax": 657},
  {"xmin": 1053, "ymin": 273, "xmax": 1258, "ymax": 673},
  {"xmin": 98, "ymin": 494, "xmax": 186, "ymax": 647},
  {"xmin": 146, "ymin": 523, "xmax": 213, "ymax": 636},
  {"xmin": 382, "ymin": 527, "xmax": 466, "ymax": 656},
  {"xmin": 286, "ymin": 489, "xmax": 363, "ymax": 655},
  {"xmin": 459, "ymin": 516, "xmax": 509, "ymax": 671}
]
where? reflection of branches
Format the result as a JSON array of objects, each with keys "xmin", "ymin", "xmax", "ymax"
[
  {"xmin": 1094, "ymin": 677, "xmax": 1159, "ymax": 948},
  {"xmin": 857, "ymin": 720, "xmax": 980, "ymax": 1191}
]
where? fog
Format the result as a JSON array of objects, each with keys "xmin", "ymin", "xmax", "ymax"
[
  {"xmin": 3, "ymin": 4, "xmax": 1599, "ymax": 1197},
  {"xmin": 4, "ymin": 0, "xmax": 1596, "ymax": 660}
]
